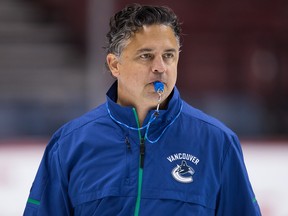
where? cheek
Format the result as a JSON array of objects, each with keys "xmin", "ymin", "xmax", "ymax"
[
  {"xmin": 168, "ymin": 67, "xmax": 178, "ymax": 81},
  {"xmin": 167, "ymin": 68, "xmax": 177, "ymax": 91},
  {"xmin": 119, "ymin": 68, "xmax": 144, "ymax": 89},
  {"xmin": 126, "ymin": 66, "xmax": 146, "ymax": 81},
  {"xmin": 174, "ymin": 71, "xmax": 178, "ymax": 82}
]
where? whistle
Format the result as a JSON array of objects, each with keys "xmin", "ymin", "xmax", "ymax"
[
  {"xmin": 153, "ymin": 81, "xmax": 164, "ymax": 115},
  {"xmin": 153, "ymin": 81, "xmax": 164, "ymax": 93}
]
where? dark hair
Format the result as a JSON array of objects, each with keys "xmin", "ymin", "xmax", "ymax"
[{"xmin": 105, "ymin": 4, "xmax": 182, "ymax": 57}]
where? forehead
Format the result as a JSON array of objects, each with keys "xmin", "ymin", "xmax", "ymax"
[{"xmin": 124, "ymin": 24, "xmax": 179, "ymax": 53}]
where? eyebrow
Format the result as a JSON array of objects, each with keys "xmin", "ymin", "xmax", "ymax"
[
  {"xmin": 136, "ymin": 48, "xmax": 178, "ymax": 54},
  {"xmin": 135, "ymin": 48, "xmax": 153, "ymax": 55}
]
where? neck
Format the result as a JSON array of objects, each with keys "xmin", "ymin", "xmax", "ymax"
[
  {"xmin": 116, "ymin": 98, "xmax": 150, "ymax": 127},
  {"xmin": 116, "ymin": 98, "xmax": 168, "ymax": 127},
  {"xmin": 134, "ymin": 106, "xmax": 149, "ymax": 127},
  {"xmin": 132, "ymin": 99, "xmax": 168, "ymax": 127}
]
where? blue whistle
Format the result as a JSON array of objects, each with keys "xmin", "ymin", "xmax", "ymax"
[{"xmin": 153, "ymin": 81, "xmax": 164, "ymax": 93}]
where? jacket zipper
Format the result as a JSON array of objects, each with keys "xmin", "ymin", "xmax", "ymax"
[
  {"xmin": 125, "ymin": 136, "xmax": 132, "ymax": 185},
  {"xmin": 132, "ymin": 108, "xmax": 145, "ymax": 216},
  {"xmin": 140, "ymin": 138, "xmax": 145, "ymax": 169}
]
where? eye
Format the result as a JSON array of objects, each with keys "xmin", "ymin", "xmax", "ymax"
[
  {"xmin": 163, "ymin": 52, "xmax": 175, "ymax": 59},
  {"xmin": 139, "ymin": 53, "xmax": 153, "ymax": 60}
]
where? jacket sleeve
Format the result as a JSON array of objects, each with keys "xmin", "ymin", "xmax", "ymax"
[
  {"xmin": 23, "ymin": 136, "xmax": 72, "ymax": 216},
  {"xmin": 216, "ymin": 135, "xmax": 262, "ymax": 216}
]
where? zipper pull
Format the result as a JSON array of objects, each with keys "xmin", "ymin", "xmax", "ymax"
[
  {"xmin": 125, "ymin": 137, "xmax": 131, "ymax": 151},
  {"xmin": 140, "ymin": 138, "xmax": 145, "ymax": 168}
]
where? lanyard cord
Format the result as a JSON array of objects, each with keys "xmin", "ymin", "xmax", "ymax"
[{"xmin": 106, "ymin": 101, "xmax": 183, "ymax": 143}]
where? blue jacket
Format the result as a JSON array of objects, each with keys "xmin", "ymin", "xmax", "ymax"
[{"xmin": 24, "ymin": 82, "xmax": 261, "ymax": 215}]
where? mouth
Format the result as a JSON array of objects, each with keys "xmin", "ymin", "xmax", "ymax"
[{"xmin": 149, "ymin": 80, "xmax": 165, "ymax": 86}]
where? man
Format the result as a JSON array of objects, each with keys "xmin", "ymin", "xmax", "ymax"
[{"xmin": 24, "ymin": 4, "xmax": 261, "ymax": 216}]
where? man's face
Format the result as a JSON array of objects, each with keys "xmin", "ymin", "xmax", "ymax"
[{"xmin": 107, "ymin": 24, "xmax": 180, "ymax": 108}]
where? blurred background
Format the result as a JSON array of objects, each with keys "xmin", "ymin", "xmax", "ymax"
[{"xmin": 0, "ymin": 0, "xmax": 287, "ymax": 215}]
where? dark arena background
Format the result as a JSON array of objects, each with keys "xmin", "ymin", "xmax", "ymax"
[{"xmin": 0, "ymin": 0, "xmax": 287, "ymax": 215}]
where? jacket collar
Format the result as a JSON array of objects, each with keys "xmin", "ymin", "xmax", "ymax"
[{"xmin": 106, "ymin": 81, "xmax": 182, "ymax": 132}]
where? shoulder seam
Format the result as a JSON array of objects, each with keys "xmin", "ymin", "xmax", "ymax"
[{"xmin": 58, "ymin": 112, "xmax": 109, "ymax": 142}]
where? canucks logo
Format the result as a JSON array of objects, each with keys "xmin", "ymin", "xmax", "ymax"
[
  {"xmin": 171, "ymin": 160, "xmax": 195, "ymax": 183},
  {"xmin": 167, "ymin": 152, "xmax": 199, "ymax": 183}
]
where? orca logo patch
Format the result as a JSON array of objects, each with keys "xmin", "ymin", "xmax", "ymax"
[
  {"xmin": 172, "ymin": 160, "xmax": 195, "ymax": 183},
  {"xmin": 167, "ymin": 153, "xmax": 199, "ymax": 184}
]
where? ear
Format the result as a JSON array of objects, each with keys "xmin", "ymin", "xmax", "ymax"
[{"xmin": 106, "ymin": 53, "xmax": 120, "ymax": 78}]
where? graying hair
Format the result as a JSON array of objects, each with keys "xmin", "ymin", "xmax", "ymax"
[{"xmin": 105, "ymin": 4, "xmax": 182, "ymax": 58}]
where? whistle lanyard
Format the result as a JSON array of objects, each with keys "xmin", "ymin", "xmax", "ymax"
[{"xmin": 106, "ymin": 101, "xmax": 183, "ymax": 143}]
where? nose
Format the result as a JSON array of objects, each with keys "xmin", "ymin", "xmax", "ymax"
[{"xmin": 152, "ymin": 55, "xmax": 166, "ymax": 73}]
